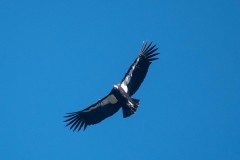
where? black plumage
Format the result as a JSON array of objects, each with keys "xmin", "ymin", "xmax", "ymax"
[{"xmin": 64, "ymin": 41, "xmax": 159, "ymax": 131}]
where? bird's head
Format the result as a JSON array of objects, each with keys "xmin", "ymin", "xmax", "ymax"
[{"xmin": 113, "ymin": 84, "xmax": 119, "ymax": 90}]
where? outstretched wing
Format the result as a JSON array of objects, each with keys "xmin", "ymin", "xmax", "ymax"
[
  {"xmin": 120, "ymin": 42, "xmax": 159, "ymax": 96},
  {"xmin": 64, "ymin": 93, "xmax": 121, "ymax": 131}
]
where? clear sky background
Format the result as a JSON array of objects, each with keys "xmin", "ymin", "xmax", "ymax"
[{"xmin": 0, "ymin": 0, "xmax": 239, "ymax": 160}]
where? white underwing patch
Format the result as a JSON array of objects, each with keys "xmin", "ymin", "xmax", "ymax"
[{"xmin": 121, "ymin": 82, "xmax": 128, "ymax": 93}]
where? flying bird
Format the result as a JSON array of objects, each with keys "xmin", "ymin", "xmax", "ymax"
[{"xmin": 64, "ymin": 41, "xmax": 159, "ymax": 131}]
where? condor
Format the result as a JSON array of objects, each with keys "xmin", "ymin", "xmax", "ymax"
[{"xmin": 64, "ymin": 42, "xmax": 159, "ymax": 131}]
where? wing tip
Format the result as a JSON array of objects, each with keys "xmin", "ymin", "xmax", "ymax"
[
  {"xmin": 141, "ymin": 41, "xmax": 158, "ymax": 53},
  {"xmin": 140, "ymin": 41, "xmax": 159, "ymax": 61},
  {"xmin": 64, "ymin": 112, "xmax": 87, "ymax": 132}
]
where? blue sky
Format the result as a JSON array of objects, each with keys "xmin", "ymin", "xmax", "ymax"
[{"xmin": 0, "ymin": 0, "xmax": 239, "ymax": 159}]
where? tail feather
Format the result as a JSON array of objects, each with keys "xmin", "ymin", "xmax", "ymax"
[{"xmin": 122, "ymin": 98, "xmax": 140, "ymax": 118}]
